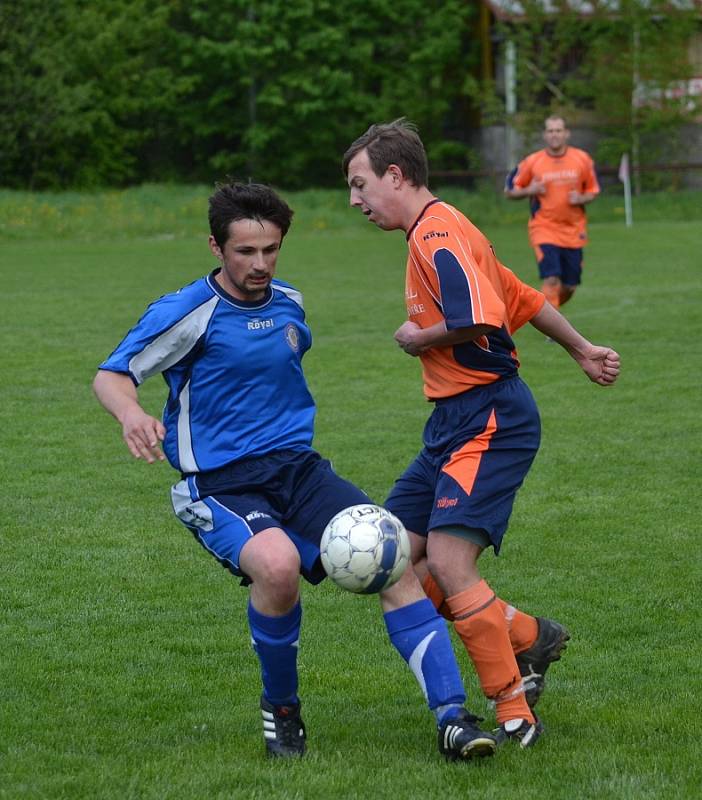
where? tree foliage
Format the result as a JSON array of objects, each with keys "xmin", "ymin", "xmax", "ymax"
[
  {"xmin": 0, "ymin": 0, "xmax": 190, "ymax": 188},
  {"xmin": 1, "ymin": 0, "xmax": 698, "ymax": 189},
  {"xmin": 0, "ymin": 0, "xmax": 477, "ymax": 189}
]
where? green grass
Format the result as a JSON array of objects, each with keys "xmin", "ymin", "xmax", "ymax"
[
  {"xmin": 2, "ymin": 183, "xmax": 701, "ymax": 241},
  {"xmin": 1, "ymin": 187, "xmax": 700, "ymax": 799}
]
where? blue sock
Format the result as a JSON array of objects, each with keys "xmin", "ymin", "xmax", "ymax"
[
  {"xmin": 248, "ymin": 600, "xmax": 302, "ymax": 706},
  {"xmin": 384, "ymin": 598, "xmax": 466, "ymax": 723}
]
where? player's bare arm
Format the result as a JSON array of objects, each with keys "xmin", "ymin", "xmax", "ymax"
[
  {"xmin": 568, "ymin": 190, "xmax": 597, "ymax": 206},
  {"xmin": 394, "ymin": 320, "xmax": 497, "ymax": 357},
  {"xmin": 529, "ymin": 303, "xmax": 620, "ymax": 386},
  {"xmin": 506, "ymin": 179, "xmax": 545, "ymax": 199},
  {"xmin": 92, "ymin": 370, "xmax": 166, "ymax": 462}
]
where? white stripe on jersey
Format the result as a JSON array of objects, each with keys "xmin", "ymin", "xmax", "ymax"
[
  {"xmin": 128, "ymin": 295, "xmax": 219, "ymax": 383},
  {"xmin": 274, "ymin": 283, "xmax": 304, "ymax": 309},
  {"xmin": 176, "ymin": 379, "xmax": 197, "ymax": 473}
]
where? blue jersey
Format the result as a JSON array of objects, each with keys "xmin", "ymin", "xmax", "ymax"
[{"xmin": 99, "ymin": 271, "xmax": 315, "ymax": 473}]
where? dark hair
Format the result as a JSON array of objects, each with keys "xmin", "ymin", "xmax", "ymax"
[
  {"xmin": 342, "ymin": 118, "xmax": 429, "ymax": 188},
  {"xmin": 208, "ymin": 181, "xmax": 294, "ymax": 248}
]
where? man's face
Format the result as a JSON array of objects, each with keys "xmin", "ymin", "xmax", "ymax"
[
  {"xmin": 543, "ymin": 119, "xmax": 570, "ymax": 156},
  {"xmin": 346, "ymin": 149, "xmax": 402, "ymax": 231},
  {"xmin": 209, "ymin": 218, "xmax": 282, "ymax": 302}
]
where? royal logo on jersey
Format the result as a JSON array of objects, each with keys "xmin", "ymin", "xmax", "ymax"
[
  {"xmin": 248, "ymin": 318, "xmax": 275, "ymax": 331},
  {"xmin": 436, "ymin": 496, "xmax": 458, "ymax": 508},
  {"xmin": 285, "ymin": 323, "xmax": 300, "ymax": 352},
  {"xmin": 246, "ymin": 510, "xmax": 272, "ymax": 522},
  {"xmin": 422, "ymin": 230, "xmax": 449, "ymax": 241}
]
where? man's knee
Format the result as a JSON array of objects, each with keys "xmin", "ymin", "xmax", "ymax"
[
  {"xmin": 425, "ymin": 531, "xmax": 484, "ymax": 596},
  {"xmin": 241, "ymin": 529, "xmax": 301, "ymax": 591},
  {"xmin": 542, "ymin": 276, "xmax": 562, "ymax": 288}
]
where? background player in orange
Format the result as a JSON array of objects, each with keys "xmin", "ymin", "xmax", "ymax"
[
  {"xmin": 343, "ymin": 119, "xmax": 620, "ymax": 748},
  {"xmin": 505, "ymin": 115, "xmax": 599, "ymax": 310}
]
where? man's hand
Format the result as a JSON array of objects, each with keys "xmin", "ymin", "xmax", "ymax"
[
  {"xmin": 527, "ymin": 179, "xmax": 546, "ymax": 196},
  {"xmin": 529, "ymin": 302, "xmax": 620, "ymax": 387},
  {"xmin": 121, "ymin": 407, "xmax": 166, "ymax": 462},
  {"xmin": 505, "ymin": 179, "xmax": 545, "ymax": 200},
  {"xmin": 394, "ymin": 321, "xmax": 425, "ymax": 357},
  {"xmin": 574, "ymin": 346, "xmax": 621, "ymax": 386},
  {"xmin": 568, "ymin": 190, "xmax": 597, "ymax": 206}
]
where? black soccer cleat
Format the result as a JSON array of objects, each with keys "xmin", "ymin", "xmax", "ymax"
[
  {"xmin": 516, "ymin": 617, "xmax": 570, "ymax": 708},
  {"xmin": 438, "ymin": 709, "xmax": 498, "ymax": 761},
  {"xmin": 494, "ymin": 716, "xmax": 544, "ymax": 749},
  {"xmin": 260, "ymin": 696, "xmax": 306, "ymax": 758}
]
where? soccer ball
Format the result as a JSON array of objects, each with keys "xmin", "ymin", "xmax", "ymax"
[{"xmin": 320, "ymin": 504, "xmax": 410, "ymax": 594}]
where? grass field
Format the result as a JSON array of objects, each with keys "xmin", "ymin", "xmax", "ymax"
[{"xmin": 1, "ymin": 186, "xmax": 700, "ymax": 799}]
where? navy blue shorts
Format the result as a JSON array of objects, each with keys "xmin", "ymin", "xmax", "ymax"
[
  {"xmin": 171, "ymin": 449, "xmax": 371, "ymax": 584},
  {"xmin": 536, "ymin": 244, "xmax": 583, "ymax": 285},
  {"xmin": 385, "ymin": 377, "xmax": 540, "ymax": 553}
]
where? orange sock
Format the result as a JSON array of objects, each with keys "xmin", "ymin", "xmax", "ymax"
[
  {"xmin": 542, "ymin": 282, "xmax": 561, "ymax": 309},
  {"xmin": 559, "ymin": 287, "xmax": 574, "ymax": 307},
  {"xmin": 421, "ymin": 572, "xmax": 453, "ymax": 620},
  {"xmin": 424, "ymin": 574, "xmax": 538, "ymax": 655},
  {"xmin": 447, "ymin": 580, "xmax": 534, "ymax": 725},
  {"xmin": 495, "ymin": 598, "xmax": 538, "ymax": 654}
]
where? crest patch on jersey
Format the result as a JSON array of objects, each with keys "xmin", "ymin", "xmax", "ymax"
[{"xmin": 285, "ymin": 323, "xmax": 300, "ymax": 352}]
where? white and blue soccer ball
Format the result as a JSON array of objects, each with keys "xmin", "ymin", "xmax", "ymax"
[{"xmin": 320, "ymin": 504, "xmax": 410, "ymax": 594}]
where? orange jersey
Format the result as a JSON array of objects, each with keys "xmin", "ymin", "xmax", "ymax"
[
  {"xmin": 406, "ymin": 200, "xmax": 545, "ymax": 400},
  {"xmin": 512, "ymin": 147, "xmax": 599, "ymax": 248}
]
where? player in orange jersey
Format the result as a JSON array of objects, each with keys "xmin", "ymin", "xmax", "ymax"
[
  {"xmin": 505, "ymin": 115, "xmax": 599, "ymax": 310},
  {"xmin": 343, "ymin": 119, "xmax": 619, "ymax": 749}
]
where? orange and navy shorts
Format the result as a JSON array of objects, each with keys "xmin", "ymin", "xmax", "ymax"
[{"xmin": 384, "ymin": 376, "xmax": 540, "ymax": 553}]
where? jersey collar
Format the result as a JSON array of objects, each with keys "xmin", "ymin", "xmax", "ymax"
[
  {"xmin": 406, "ymin": 198, "xmax": 441, "ymax": 240},
  {"xmin": 207, "ymin": 270, "xmax": 273, "ymax": 310},
  {"xmin": 545, "ymin": 147, "xmax": 569, "ymax": 159}
]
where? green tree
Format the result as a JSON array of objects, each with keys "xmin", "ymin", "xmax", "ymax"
[
  {"xmin": 0, "ymin": 0, "xmax": 189, "ymax": 188},
  {"xmin": 168, "ymin": 0, "xmax": 478, "ymax": 187},
  {"xmin": 1, "ymin": 0, "xmax": 480, "ymax": 188}
]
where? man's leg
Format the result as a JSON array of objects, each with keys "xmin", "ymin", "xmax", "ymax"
[
  {"xmin": 558, "ymin": 284, "xmax": 577, "ymax": 306},
  {"xmin": 381, "ymin": 446, "xmax": 497, "ymax": 759},
  {"xmin": 541, "ymin": 276, "xmax": 563, "ymax": 309},
  {"xmin": 536, "ymin": 245, "xmax": 563, "ymax": 309},
  {"xmin": 558, "ymin": 248, "xmax": 583, "ymax": 307},
  {"xmin": 419, "ymin": 565, "xmax": 538, "ymax": 654},
  {"xmin": 240, "ymin": 528, "xmax": 307, "ymax": 758},
  {"xmin": 426, "ymin": 534, "xmax": 536, "ymax": 727},
  {"xmin": 380, "ymin": 558, "xmax": 497, "ymax": 761}
]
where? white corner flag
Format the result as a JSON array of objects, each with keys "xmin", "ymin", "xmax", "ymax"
[{"xmin": 618, "ymin": 153, "xmax": 633, "ymax": 227}]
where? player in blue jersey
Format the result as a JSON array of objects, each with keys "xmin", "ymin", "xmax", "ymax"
[{"xmin": 93, "ymin": 181, "xmax": 498, "ymax": 761}]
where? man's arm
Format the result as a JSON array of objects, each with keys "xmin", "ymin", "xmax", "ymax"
[
  {"xmin": 529, "ymin": 302, "xmax": 620, "ymax": 386},
  {"xmin": 93, "ymin": 370, "xmax": 166, "ymax": 462},
  {"xmin": 505, "ymin": 179, "xmax": 546, "ymax": 200},
  {"xmin": 568, "ymin": 190, "xmax": 597, "ymax": 206},
  {"xmin": 394, "ymin": 320, "xmax": 496, "ymax": 357}
]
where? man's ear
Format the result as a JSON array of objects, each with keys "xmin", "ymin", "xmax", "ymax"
[
  {"xmin": 208, "ymin": 234, "xmax": 223, "ymax": 261},
  {"xmin": 387, "ymin": 164, "xmax": 403, "ymax": 185}
]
